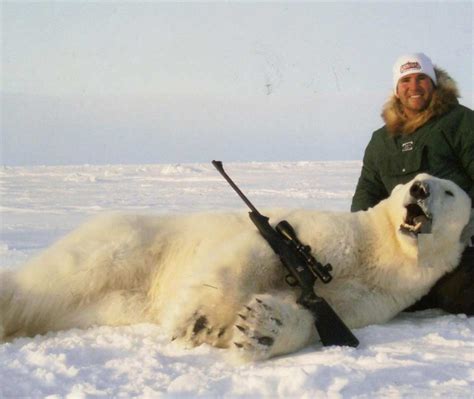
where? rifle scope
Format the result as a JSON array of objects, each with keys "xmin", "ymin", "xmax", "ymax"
[{"xmin": 276, "ymin": 220, "xmax": 333, "ymax": 284}]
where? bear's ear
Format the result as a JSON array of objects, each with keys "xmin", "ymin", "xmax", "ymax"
[{"xmin": 460, "ymin": 210, "xmax": 474, "ymax": 246}]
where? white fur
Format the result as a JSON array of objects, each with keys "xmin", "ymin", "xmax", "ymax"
[{"xmin": 0, "ymin": 174, "xmax": 471, "ymax": 361}]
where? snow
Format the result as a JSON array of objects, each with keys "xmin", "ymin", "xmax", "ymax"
[{"xmin": 1, "ymin": 161, "xmax": 473, "ymax": 398}]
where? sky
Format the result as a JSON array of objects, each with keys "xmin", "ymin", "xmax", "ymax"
[{"xmin": 1, "ymin": 1, "xmax": 473, "ymax": 166}]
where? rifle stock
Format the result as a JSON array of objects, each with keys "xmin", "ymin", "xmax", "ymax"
[{"xmin": 212, "ymin": 160, "xmax": 359, "ymax": 348}]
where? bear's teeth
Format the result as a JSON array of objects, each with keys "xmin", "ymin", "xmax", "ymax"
[
  {"xmin": 412, "ymin": 222, "xmax": 422, "ymax": 233},
  {"xmin": 401, "ymin": 222, "xmax": 422, "ymax": 233}
]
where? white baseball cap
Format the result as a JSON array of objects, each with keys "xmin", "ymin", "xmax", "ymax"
[{"xmin": 392, "ymin": 53, "xmax": 437, "ymax": 95}]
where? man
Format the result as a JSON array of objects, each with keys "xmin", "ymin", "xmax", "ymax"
[{"xmin": 351, "ymin": 53, "xmax": 474, "ymax": 315}]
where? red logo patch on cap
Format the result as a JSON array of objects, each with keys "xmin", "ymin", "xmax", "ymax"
[{"xmin": 400, "ymin": 61, "xmax": 422, "ymax": 74}]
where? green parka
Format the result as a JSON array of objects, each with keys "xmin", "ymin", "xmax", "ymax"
[{"xmin": 351, "ymin": 68, "xmax": 474, "ymax": 212}]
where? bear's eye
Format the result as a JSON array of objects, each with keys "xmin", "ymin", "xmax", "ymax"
[{"xmin": 445, "ymin": 190, "xmax": 454, "ymax": 197}]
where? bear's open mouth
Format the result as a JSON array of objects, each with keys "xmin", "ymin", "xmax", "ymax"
[{"xmin": 400, "ymin": 203, "xmax": 432, "ymax": 236}]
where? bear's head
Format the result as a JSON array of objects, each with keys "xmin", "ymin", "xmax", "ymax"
[{"xmin": 387, "ymin": 174, "xmax": 471, "ymax": 257}]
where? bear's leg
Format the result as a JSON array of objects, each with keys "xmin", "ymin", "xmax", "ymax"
[
  {"xmin": 230, "ymin": 292, "xmax": 317, "ymax": 362},
  {"xmin": 0, "ymin": 259, "xmax": 152, "ymax": 340},
  {"xmin": 51, "ymin": 290, "xmax": 152, "ymax": 332}
]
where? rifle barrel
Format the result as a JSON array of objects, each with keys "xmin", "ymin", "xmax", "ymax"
[{"xmin": 212, "ymin": 160, "xmax": 260, "ymax": 214}]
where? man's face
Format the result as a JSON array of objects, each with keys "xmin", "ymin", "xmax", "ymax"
[{"xmin": 396, "ymin": 73, "xmax": 435, "ymax": 118}]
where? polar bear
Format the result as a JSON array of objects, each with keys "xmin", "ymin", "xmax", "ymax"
[{"xmin": 0, "ymin": 173, "xmax": 471, "ymax": 361}]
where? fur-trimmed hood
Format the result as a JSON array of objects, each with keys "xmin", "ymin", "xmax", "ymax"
[{"xmin": 382, "ymin": 67, "xmax": 460, "ymax": 135}]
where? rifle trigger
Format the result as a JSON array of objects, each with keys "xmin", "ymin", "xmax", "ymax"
[{"xmin": 285, "ymin": 274, "xmax": 299, "ymax": 287}]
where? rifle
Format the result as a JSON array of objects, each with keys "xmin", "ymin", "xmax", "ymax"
[{"xmin": 212, "ymin": 160, "xmax": 359, "ymax": 348}]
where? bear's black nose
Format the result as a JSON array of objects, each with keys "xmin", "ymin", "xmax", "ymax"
[{"xmin": 410, "ymin": 181, "xmax": 430, "ymax": 200}]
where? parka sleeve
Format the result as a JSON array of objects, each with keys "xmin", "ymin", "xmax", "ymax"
[
  {"xmin": 446, "ymin": 107, "xmax": 474, "ymax": 204},
  {"xmin": 351, "ymin": 134, "xmax": 389, "ymax": 212},
  {"xmin": 459, "ymin": 109, "xmax": 474, "ymax": 203}
]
